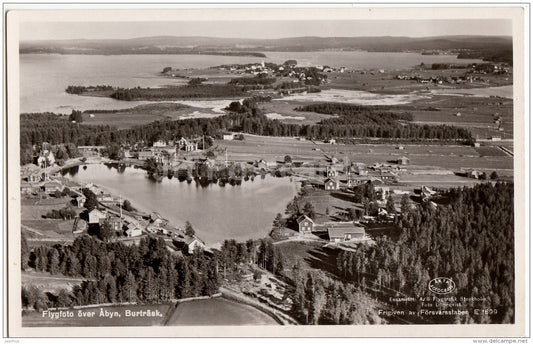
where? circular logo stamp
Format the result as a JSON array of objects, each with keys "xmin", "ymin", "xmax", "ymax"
[{"xmin": 428, "ymin": 277, "xmax": 456, "ymax": 294}]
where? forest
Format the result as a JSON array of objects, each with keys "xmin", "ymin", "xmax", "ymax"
[
  {"xmin": 110, "ymin": 84, "xmax": 247, "ymax": 101},
  {"xmin": 335, "ymin": 182, "xmax": 514, "ymax": 324},
  {"xmin": 22, "ymin": 236, "xmax": 219, "ymax": 310},
  {"xmin": 296, "ymin": 103, "xmax": 472, "ymax": 141},
  {"xmin": 21, "ymin": 99, "xmax": 473, "ymax": 166}
]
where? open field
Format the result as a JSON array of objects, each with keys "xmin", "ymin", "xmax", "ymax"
[
  {"xmin": 166, "ymin": 297, "xmax": 278, "ymax": 325},
  {"xmin": 81, "ymin": 103, "xmax": 220, "ymax": 129},
  {"xmin": 216, "ymin": 134, "xmax": 513, "ymax": 178},
  {"xmin": 326, "ymin": 68, "xmax": 512, "ymax": 93},
  {"xmin": 21, "ymin": 196, "xmax": 79, "ymax": 246},
  {"xmin": 22, "ymin": 270, "xmax": 85, "ymax": 294},
  {"xmin": 22, "ymin": 304, "xmax": 171, "ymax": 327},
  {"xmin": 260, "ymin": 100, "xmax": 333, "ymax": 125}
]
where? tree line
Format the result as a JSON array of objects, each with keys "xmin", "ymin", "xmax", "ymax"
[
  {"xmin": 22, "ymin": 236, "xmax": 219, "ymax": 310},
  {"xmin": 296, "ymin": 103, "xmax": 472, "ymax": 141},
  {"xmin": 110, "ymin": 84, "xmax": 247, "ymax": 101},
  {"xmin": 21, "ymin": 100, "xmax": 473, "ymax": 164},
  {"xmin": 336, "ymin": 182, "xmax": 514, "ymax": 324}
]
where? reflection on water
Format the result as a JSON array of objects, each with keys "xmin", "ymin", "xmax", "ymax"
[{"xmin": 65, "ymin": 163, "xmax": 298, "ymax": 244}]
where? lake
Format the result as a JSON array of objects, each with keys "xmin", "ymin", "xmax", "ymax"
[
  {"xmin": 20, "ymin": 52, "xmax": 483, "ymax": 114},
  {"xmin": 167, "ymin": 298, "xmax": 278, "ymax": 325},
  {"xmin": 65, "ymin": 163, "xmax": 298, "ymax": 245}
]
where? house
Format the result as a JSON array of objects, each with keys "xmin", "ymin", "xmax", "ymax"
[
  {"xmin": 326, "ymin": 166, "xmax": 338, "ymax": 178},
  {"xmin": 137, "ymin": 151, "xmax": 154, "ymax": 161},
  {"xmin": 297, "ymin": 215, "xmax": 315, "ymax": 234},
  {"xmin": 97, "ymin": 193, "xmax": 114, "ymax": 203},
  {"xmin": 324, "ymin": 178, "xmax": 339, "ymax": 191},
  {"xmin": 326, "ymin": 222, "xmax": 366, "ymax": 243},
  {"xmin": 43, "ymin": 180, "xmax": 64, "ymax": 193},
  {"xmin": 183, "ymin": 236, "xmax": 205, "ymax": 254},
  {"xmin": 223, "ymin": 134, "xmax": 234, "ymax": 140},
  {"xmin": 397, "ymin": 156, "xmax": 410, "ymax": 165},
  {"xmin": 126, "ymin": 223, "xmax": 142, "ymax": 237},
  {"xmin": 75, "ymin": 195, "xmax": 86, "ymax": 208},
  {"xmin": 178, "ymin": 138, "xmax": 198, "ymax": 152},
  {"xmin": 153, "ymin": 140, "xmax": 167, "ymax": 148},
  {"xmin": 27, "ymin": 172, "xmax": 42, "ymax": 183},
  {"xmin": 88, "ymin": 209, "xmax": 107, "ymax": 224},
  {"xmin": 107, "ymin": 216, "xmax": 123, "ymax": 232},
  {"xmin": 380, "ymin": 172, "xmax": 399, "ymax": 183}
]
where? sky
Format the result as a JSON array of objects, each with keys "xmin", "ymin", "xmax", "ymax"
[{"xmin": 19, "ymin": 19, "xmax": 512, "ymax": 41}]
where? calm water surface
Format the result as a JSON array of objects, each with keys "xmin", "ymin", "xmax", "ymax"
[
  {"xmin": 20, "ymin": 52, "xmax": 483, "ymax": 113},
  {"xmin": 66, "ymin": 164, "xmax": 298, "ymax": 244}
]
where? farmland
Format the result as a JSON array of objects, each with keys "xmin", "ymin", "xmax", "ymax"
[{"xmin": 214, "ymin": 134, "xmax": 513, "ymax": 180}]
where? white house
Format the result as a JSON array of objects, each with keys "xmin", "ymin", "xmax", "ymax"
[{"xmin": 88, "ymin": 209, "xmax": 107, "ymax": 224}]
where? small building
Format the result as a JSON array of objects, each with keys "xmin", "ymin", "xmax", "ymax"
[
  {"xmin": 137, "ymin": 151, "xmax": 154, "ymax": 161},
  {"xmin": 153, "ymin": 140, "xmax": 167, "ymax": 148},
  {"xmin": 223, "ymin": 134, "xmax": 234, "ymax": 141},
  {"xmin": 126, "ymin": 227, "xmax": 143, "ymax": 237},
  {"xmin": 324, "ymin": 178, "xmax": 339, "ymax": 191},
  {"xmin": 297, "ymin": 215, "xmax": 315, "ymax": 234},
  {"xmin": 107, "ymin": 216, "xmax": 123, "ymax": 232},
  {"xmin": 326, "ymin": 166, "xmax": 338, "ymax": 178},
  {"xmin": 175, "ymin": 236, "xmax": 205, "ymax": 254},
  {"xmin": 491, "ymin": 136, "xmax": 502, "ymax": 142},
  {"xmin": 88, "ymin": 209, "xmax": 107, "ymax": 224},
  {"xmin": 380, "ymin": 172, "xmax": 399, "ymax": 184},
  {"xmin": 126, "ymin": 223, "xmax": 142, "ymax": 237},
  {"xmin": 97, "ymin": 193, "xmax": 114, "ymax": 203},
  {"xmin": 75, "ymin": 195, "xmax": 86, "ymax": 208},
  {"xmin": 326, "ymin": 222, "xmax": 366, "ymax": 243},
  {"xmin": 469, "ymin": 170, "xmax": 480, "ymax": 179},
  {"xmin": 43, "ymin": 180, "xmax": 64, "ymax": 193},
  {"xmin": 473, "ymin": 142, "xmax": 481, "ymax": 148},
  {"xmin": 27, "ymin": 172, "xmax": 42, "ymax": 183},
  {"xmin": 397, "ymin": 156, "xmax": 410, "ymax": 165}
]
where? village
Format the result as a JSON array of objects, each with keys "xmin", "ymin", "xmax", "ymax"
[{"xmin": 19, "ymin": 134, "xmax": 490, "ymax": 254}]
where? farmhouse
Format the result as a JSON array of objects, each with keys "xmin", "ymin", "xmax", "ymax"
[
  {"xmin": 326, "ymin": 222, "xmax": 366, "ymax": 243},
  {"xmin": 88, "ymin": 209, "xmax": 107, "ymax": 224},
  {"xmin": 175, "ymin": 236, "xmax": 205, "ymax": 254},
  {"xmin": 297, "ymin": 215, "xmax": 315, "ymax": 234},
  {"xmin": 324, "ymin": 178, "xmax": 339, "ymax": 191},
  {"xmin": 126, "ymin": 223, "xmax": 143, "ymax": 237},
  {"xmin": 43, "ymin": 180, "xmax": 64, "ymax": 193}
]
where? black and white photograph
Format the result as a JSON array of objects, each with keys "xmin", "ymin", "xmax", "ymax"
[{"xmin": 4, "ymin": 4, "xmax": 529, "ymax": 339}]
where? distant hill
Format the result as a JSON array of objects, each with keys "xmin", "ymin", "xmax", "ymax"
[{"xmin": 20, "ymin": 35, "xmax": 513, "ymax": 63}]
